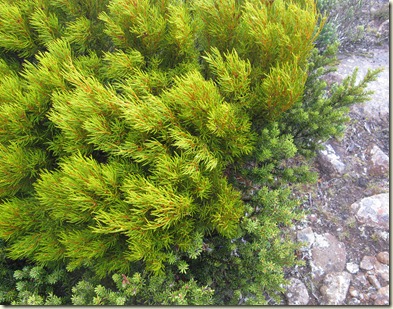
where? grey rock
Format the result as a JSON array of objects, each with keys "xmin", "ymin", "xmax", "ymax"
[
  {"xmin": 351, "ymin": 193, "xmax": 389, "ymax": 230},
  {"xmin": 310, "ymin": 233, "xmax": 347, "ymax": 282},
  {"xmin": 368, "ymin": 144, "xmax": 389, "ymax": 176},
  {"xmin": 376, "ymin": 251, "xmax": 389, "ymax": 265},
  {"xmin": 360, "ymin": 255, "xmax": 377, "ymax": 270},
  {"xmin": 320, "ymin": 271, "xmax": 352, "ymax": 305},
  {"xmin": 346, "ymin": 262, "xmax": 359, "ymax": 274},
  {"xmin": 297, "ymin": 227, "xmax": 315, "ymax": 250},
  {"xmin": 285, "ymin": 278, "xmax": 310, "ymax": 305},
  {"xmin": 318, "ymin": 144, "xmax": 345, "ymax": 175}
]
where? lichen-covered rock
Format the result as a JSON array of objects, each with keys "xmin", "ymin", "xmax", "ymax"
[
  {"xmin": 351, "ymin": 193, "xmax": 389, "ymax": 230},
  {"xmin": 310, "ymin": 233, "xmax": 347, "ymax": 282},
  {"xmin": 320, "ymin": 271, "xmax": 352, "ymax": 305},
  {"xmin": 346, "ymin": 262, "xmax": 359, "ymax": 274},
  {"xmin": 285, "ymin": 278, "xmax": 310, "ymax": 305},
  {"xmin": 317, "ymin": 143, "xmax": 345, "ymax": 175},
  {"xmin": 297, "ymin": 227, "xmax": 315, "ymax": 250}
]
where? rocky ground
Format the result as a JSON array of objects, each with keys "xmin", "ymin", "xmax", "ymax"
[{"xmin": 280, "ymin": 2, "xmax": 390, "ymax": 306}]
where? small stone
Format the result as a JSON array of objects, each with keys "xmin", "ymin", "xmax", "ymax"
[
  {"xmin": 352, "ymin": 193, "xmax": 389, "ymax": 230},
  {"xmin": 349, "ymin": 286, "xmax": 359, "ymax": 298},
  {"xmin": 320, "ymin": 271, "xmax": 352, "ymax": 305},
  {"xmin": 297, "ymin": 227, "xmax": 315, "ymax": 250},
  {"xmin": 360, "ymin": 256, "xmax": 377, "ymax": 271},
  {"xmin": 376, "ymin": 251, "xmax": 389, "ymax": 265},
  {"xmin": 367, "ymin": 274, "xmax": 382, "ymax": 289},
  {"xmin": 346, "ymin": 262, "xmax": 359, "ymax": 274},
  {"xmin": 285, "ymin": 278, "xmax": 310, "ymax": 305}
]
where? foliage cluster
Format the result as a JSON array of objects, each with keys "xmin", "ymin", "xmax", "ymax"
[{"xmin": 0, "ymin": 0, "xmax": 379, "ymax": 305}]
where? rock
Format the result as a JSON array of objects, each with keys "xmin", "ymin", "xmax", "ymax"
[
  {"xmin": 310, "ymin": 233, "xmax": 347, "ymax": 282},
  {"xmin": 346, "ymin": 262, "xmax": 359, "ymax": 274},
  {"xmin": 297, "ymin": 227, "xmax": 315, "ymax": 250},
  {"xmin": 318, "ymin": 143, "xmax": 345, "ymax": 175},
  {"xmin": 367, "ymin": 274, "xmax": 382, "ymax": 289},
  {"xmin": 360, "ymin": 256, "xmax": 377, "ymax": 270},
  {"xmin": 320, "ymin": 271, "xmax": 352, "ymax": 305},
  {"xmin": 285, "ymin": 278, "xmax": 310, "ymax": 305},
  {"xmin": 368, "ymin": 144, "xmax": 389, "ymax": 176},
  {"xmin": 374, "ymin": 285, "xmax": 389, "ymax": 305},
  {"xmin": 351, "ymin": 193, "xmax": 389, "ymax": 230},
  {"xmin": 376, "ymin": 251, "xmax": 389, "ymax": 265}
]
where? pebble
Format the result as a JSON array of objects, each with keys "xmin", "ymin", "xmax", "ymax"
[
  {"xmin": 376, "ymin": 251, "xmax": 389, "ymax": 265},
  {"xmin": 349, "ymin": 286, "xmax": 359, "ymax": 298},
  {"xmin": 346, "ymin": 262, "xmax": 359, "ymax": 274},
  {"xmin": 360, "ymin": 256, "xmax": 377, "ymax": 271}
]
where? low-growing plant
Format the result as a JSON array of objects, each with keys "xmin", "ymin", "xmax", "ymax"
[{"xmin": 0, "ymin": 0, "xmax": 380, "ymax": 305}]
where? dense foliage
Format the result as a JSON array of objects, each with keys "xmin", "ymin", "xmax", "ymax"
[{"xmin": 0, "ymin": 0, "xmax": 379, "ymax": 305}]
